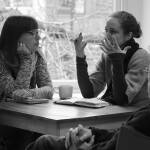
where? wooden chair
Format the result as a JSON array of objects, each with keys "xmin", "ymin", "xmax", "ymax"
[{"xmin": 116, "ymin": 125, "xmax": 150, "ymax": 150}]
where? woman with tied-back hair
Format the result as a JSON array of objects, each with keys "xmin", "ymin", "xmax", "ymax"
[{"xmin": 75, "ymin": 11, "xmax": 150, "ymax": 106}]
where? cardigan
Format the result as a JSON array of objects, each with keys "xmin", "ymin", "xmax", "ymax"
[{"xmin": 0, "ymin": 51, "xmax": 53, "ymax": 99}]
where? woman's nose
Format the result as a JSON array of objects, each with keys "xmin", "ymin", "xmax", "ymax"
[{"xmin": 35, "ymin": 34, "xmax": 40, "ymax": 41}]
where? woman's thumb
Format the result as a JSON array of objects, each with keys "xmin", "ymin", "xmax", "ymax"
[{"xmin": 123, "ymin": 46, "xmax": 131, "ymax": 54}]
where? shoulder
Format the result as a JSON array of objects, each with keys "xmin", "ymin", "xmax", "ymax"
[
  {"xmin": 36, "ymin": 49, "xmax": 46, "ymax": 61},
  {"xmin": 134, "ymin": 48, "xmax": 150, "ymax": 57},
  {"xmin": 129, "ymin": 48, "xmax": 150, "ymax": 66},
  {"xmin": 0, "ymin": 52, "xmax": 7, "ymax": 74},
  {"xmin": 35, "ymin": 50, "xmax": 47, "ymax": 67},
  {"xmin": 0, "ymin": 52, "xmax": 5, "ymax": 66}
]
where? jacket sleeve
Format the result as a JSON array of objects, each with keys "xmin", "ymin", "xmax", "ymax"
[
  {"xmin": 126, "ymin": 104, "xmax": 150, "ymax": 136},
  {"xmin": 108, "ymin": 53, "xmax": 128, "ymax": 105},
  {"xmin": 76, "ymin": 56, "xmax": 94, "ymax": 98},
  {"xmin": 0, "ymin": 55, "xmax": 36, "ymax": 98},
  {"xmin": 89, "ymin": 52, "xmax": 107, "ymax": 97},
  {"xmin": 125, "ymin": 49, "xmax": 150, "ymax": 103},
  {"xmin": 34, "ymin": 52, "xmax": 54, "ymax": 99},
  {"xmin": 77, "ymin": 52, "xmax": 106, "ymax": 98}
]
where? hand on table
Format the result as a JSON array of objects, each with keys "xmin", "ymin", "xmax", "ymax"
[{"xmin": 12, "ymin": 89, "xmax": 33, "ymax": 101}]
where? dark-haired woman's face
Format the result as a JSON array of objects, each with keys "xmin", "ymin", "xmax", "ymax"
[
  {"xmin": 105, "ymin": 17, "xmax": 131, "ymax": 46},
  {"xmin": 18, "ymin": 29, "xmax": 40, "ymax": 53}
]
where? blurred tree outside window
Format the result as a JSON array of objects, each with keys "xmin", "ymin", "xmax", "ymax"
[
  {"xmin": 61, "ymin": 0, "xmax": 72, "ymax": 7},
  {"xmin": 0, "ymin": 0, "xmax": 114, "ymax": 91}
]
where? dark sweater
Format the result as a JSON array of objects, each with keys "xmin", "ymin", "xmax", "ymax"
[{"xmin": 89, "ymin": 104, "xmax": 150, "ymax": 150}]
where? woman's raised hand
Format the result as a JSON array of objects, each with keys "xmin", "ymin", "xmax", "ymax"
[
  {"xmin": 99, "ymin": 33, "xmax": 131, "ymax": 55},
  {"xmin": 17, "ymin": 42, "xmax": 31, "ymax": 56},
  {"xmin": 74, "ymin": 33, "xmax": 87, "ymax": 58}
]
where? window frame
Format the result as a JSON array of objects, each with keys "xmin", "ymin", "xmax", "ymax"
[
  {"xmin": 53, "ymin": 0, "xmax": 123, "ymax": 91},
  {"xmin": 1, "ymin": 0, "xmax": 123, "ymax": 92}
]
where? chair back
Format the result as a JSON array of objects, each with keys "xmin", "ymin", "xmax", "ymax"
[{"xmin": 116, "ymin": 125, "xmax": 150, "ymax": 150}]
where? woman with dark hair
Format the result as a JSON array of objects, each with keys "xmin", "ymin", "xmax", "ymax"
[
  {"xmin": 0, "ymin": 15, "xmax": 54, "ymax": 100},
  {"xmin": 0, "ymin": 16, "xmax": 53, "ymax": 150},
  {"xmin": 75, "ymin": 11, "xmax": 150, "ymax": 106}
]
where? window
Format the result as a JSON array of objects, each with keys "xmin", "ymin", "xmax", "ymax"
[
  {"xmin": 0, "ymin": 0, "xmax": 119, "ymax": 92},
  {"xmin": 61, "ymin": 0, "xmax": 72, "ymax": 7}
]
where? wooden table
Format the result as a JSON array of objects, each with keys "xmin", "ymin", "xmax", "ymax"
[{"xmin": 0, "ymin": 100, "xmax": 139, "ymax": 136}]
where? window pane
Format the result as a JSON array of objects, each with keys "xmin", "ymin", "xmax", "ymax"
[{"xmin": 0, "ymin": 0, "xmax": 114, "ymax": 81}]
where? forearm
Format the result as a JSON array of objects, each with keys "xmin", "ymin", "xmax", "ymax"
[
  {"xmin": 12, "ymin": 86, "xmax": 54, "ymax": 100},
  {"xmin": 77, "ymin": 56, "xmax": 94, "ymax": 98},
  {"xmin": 31, "ymin": 86, "xmax": 54, "ymax": 99},
  {"xmin": 109, "ymin": 53, "xmax": 128, "ymax": 105},
  {"xmin": 14, "ymin": 58, "xmax": 35, "ymax": 89},
  {"xmin": 0, "ymin": 58, "xmax": 36, "ymax": 98}
]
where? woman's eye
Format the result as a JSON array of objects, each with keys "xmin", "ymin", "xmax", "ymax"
[
  {"xmin": 27, "ymin": 32, "xmax": 33, "ymax": 36},
  {"xmin": 105, "ymin": 28, "xmax": 108, "ymax": 32},
  {"xmin": 109, "ymin": 30, "xmax": 117, "ymax": 34},
  {"xmin": 105, "ymin": 28, "xmax": 117, "ymax": 35}
]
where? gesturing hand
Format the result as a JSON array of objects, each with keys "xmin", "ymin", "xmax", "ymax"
[
  {"xmin": 17, "ymin": 42, "xmax": 31, "ymax": 56},
  {"xmin": 74, "ymin": 33, "xmax": 87, "ymax": 58},
  {"xmin": 99, "ymin": 33, "xmax": 131, "ymax": 55}
]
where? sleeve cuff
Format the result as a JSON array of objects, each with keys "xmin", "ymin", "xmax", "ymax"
[
  {"xmin": 76, "ymin": 55, "xmax": 86, "ymax": 61},
  {"xmin": 88, "ymin": 127, "xmax": 97, "ymax": 135}
]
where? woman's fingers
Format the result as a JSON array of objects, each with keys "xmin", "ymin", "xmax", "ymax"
[
  {"xmin": 17, "ymin": 42, "xmax": 31, "ymax": 55},
  {"xmin": 105, "ymin": 34, "xmax": 112, "ymax": 46},
  {"xmin": 65, "ymin": 132, "xmax": 70, "ymax": 149},
  {"xmin": 81, "ymin": 41, "xmax": 87, "ymax": 49},
  {"xmin": 101, "ymin": 39, "xmax": 111, "ymax": 51},
  {"xmin": 65, "ymin": 128, "xmax": 73, "ymax": 149},
  {"xmin": 107, "ymin": 33, "xmax": 114, "ymax": 45},
  {"xmin": 99, "ymin": 44, "xmax": 109, "ymax": 54},
  {"xmin": 74, "ymin": 33, "xmax": 83, "ymax": 45},
  {"xmin": 70, "ymin": 128, "xmax": 79, "ymax": 145},
  {"xmin": 112, "ymin": 35, "xmax": 119, "ymax": 49},
  {"xmin": 78, "ymin": 136, "xmax": 95, "ymax": 150},
  {"xmin": 88, "ymin": 135, "xmax": 95, "ymax": 145},
  {"xmin": 74, "ymin": 33, "xmax": 86, "ymax": 57},
  {"xmin": 77, "ymin": 124, "xmax": 84, "ymax": 134},
  {"xmin": 79, "ymin": 32, "xmax": 83, "ymax": 41},
  {"xmin": 65, "ymin": 127, "xmax": 80, "ymax": 149},
  {"xmin": 123, "ymin": 46, "xmax": 131, "ymax": 54},
  {"xmin": 106, "ymin": 34, "xmax": 119, "ymax": 50},
  {"xmin": 104, "ymin": 37, "xmax": 113, "ymax": 50}
]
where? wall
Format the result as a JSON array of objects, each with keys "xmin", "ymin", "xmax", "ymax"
[
  {"xmin": 121, "ymin": 0, "xmax": 142, "ymax": 22},
  {"xmin": 118, "ymin": 0, "xmax": 143, "ymax": 46},
  {"xmin": 120, "ymin": 0, "xmax": 150, "ymax": 50},
  {"xmin": 140, "ymin": 0, "xmax": 150, "ymax": 50}
]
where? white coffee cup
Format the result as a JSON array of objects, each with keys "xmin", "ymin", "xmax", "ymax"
[{"xmin": 58, "ymin": 85, "xmax": 73, "ymax": 100}]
